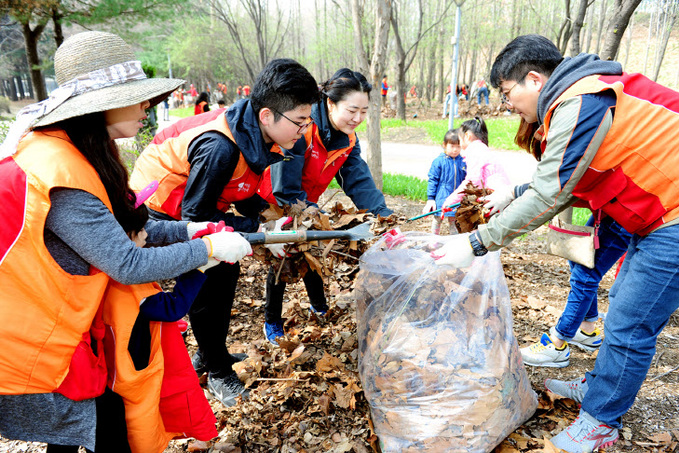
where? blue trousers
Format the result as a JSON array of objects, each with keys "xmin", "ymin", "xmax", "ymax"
[
  {"xmin": 553, "ymin": 216, "xmax": 631, "ymax": 341},
  {"xmin": 582, "ymin": 223, "xmax": 679, "ymax": 427},
  {"xmin": 477, "ymin": 86, "xmax": 489, "ymax": 105}
]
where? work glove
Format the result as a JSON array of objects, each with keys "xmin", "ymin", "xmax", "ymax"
[
  {"xmin": 189, "ymin": 220, "xmax": 234, "ymax": 239},
  {"xmin": 204, "ymin": 231, "xmax": 252, "ymax": 264},
  {"xmin": 480, "ymin": 186, "xmax": 515, "ymax": 216},
  {"xmin": 430, "ymin": 233, "xmax": 474, "ymax": 268},
  {"xmin": 197, "ymin": 257, "xmax": 221, "ymax": 272},
  {"xmin": 422, "ymin": 199, "xmax": 436, "ymax": 214},
  {"xmin": 263, "ymin": 217, "xmax": 293, "ymax": 259}
]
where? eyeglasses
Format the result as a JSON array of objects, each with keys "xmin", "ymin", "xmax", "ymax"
[
  {"xmin": 500, "ymin": 81, "xmax": 522, "ymax": 105},
  {"xmin": 273, "ymin": 108, "xmax": 313, "ymax": 134}
]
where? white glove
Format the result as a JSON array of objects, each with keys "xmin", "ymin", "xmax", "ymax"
[
  {"xmin": 431, "ymin": 233, "xmax": 475, "ymax": 267},
  {"xmin": 187, "ymin": 221, "xmax": 212, "ymax": 239},
  {"xmin": 263, "ymin": 217, "xmax": 292, "ymax": 259},
  {"xmin": 422, "ymin": 200, "xmax": 436, "ymax": 214},
  {"xmin": 480, "ymin": 186, "xmax": 515, "ymax": 216},
  {"xmin": 197, "ymin": 257, "xmax": 221, "ymax": 272},
  {"xmin": 205, "ymin": 231, "xmax": 252, "ymax": 263}
]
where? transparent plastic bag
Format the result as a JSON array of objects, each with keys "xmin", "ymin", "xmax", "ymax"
[{"xmin": 355, "ymin": 230, "xmax": 536, "ymax": 453}]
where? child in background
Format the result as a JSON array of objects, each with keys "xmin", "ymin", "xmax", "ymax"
[
  {"xmin": 422, "ymin": 129, "xmax": 466, "ymax": 234},
  {"xmin": 443, "ymin": 116, "xmax": 511, "ymax": 208}
]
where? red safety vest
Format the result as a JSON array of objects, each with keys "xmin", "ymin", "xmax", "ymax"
[
  {"xmin": 543, "ymin": 73, "xmax": 679, "ymax": 235},
  {"xmin": 257, "ymin": 125, "xmax": 355, "ymax": 204}
]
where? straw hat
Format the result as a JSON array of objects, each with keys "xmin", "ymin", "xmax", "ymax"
[{"xmin": 33, "ymin": 31, "xmax": 183, "ymax": 127}]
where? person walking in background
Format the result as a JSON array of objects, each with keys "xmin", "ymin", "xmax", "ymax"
[
  {"xmin": 194, "ymin": 92, "xmax": 210, "ymax": 115},
  {"xmin": 442, "ymin": 85, "xmax": 453, "ymax": 118},
  {"xmin": 242, "ymin": 84, "xmax": 251, "ymax": 98},
  {"xmin": 422, "ymin": 129, "xmax": 466, "ymax": 235},
  {"xmin": 130, "ymin": 59, "xmax": 319, "ymax": 408},
  {"xmin": 257, "ymin": 68, "xmax": 392, "ymax": 346},
  {"xmin": 162, "ymin": 96, "xmax": 170, "ymax": 121},
  {"xmin": 237, "ymin": 85, "xmax": 242, "ymax": 99},
  {"xmin": 476, "ymin": 78, "xmax": 489, "ymax": 105},
  {"xmin": 381, "ymin": 75, "xmax": 389, "ymax": 108},
  {"xmin": 0, "ymin": 31, "xmax": 250, "ymax": 453}
]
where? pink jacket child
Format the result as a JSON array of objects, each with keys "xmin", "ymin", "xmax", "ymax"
[{"xmin": 444, "ymin": 116, "xmax": 511, "ymax": 206}]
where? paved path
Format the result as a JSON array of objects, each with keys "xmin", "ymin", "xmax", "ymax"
[
  {"xmin": 367, "ymin": 142, "xmax": 537, "ymax": 186},
  {"xmin": 155, "ymin": 114, "xmax": 537, "ymax": 186}
]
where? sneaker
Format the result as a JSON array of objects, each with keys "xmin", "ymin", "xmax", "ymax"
[
  {"xmin": 309, "ymin": 303, "xmax": 329, "ymax": 317},
  {"xmin": 544, "ymin": 377, "xmax": 588, "ymax": 404},
  {"xmin": 263, "ymin": 320, "xmax": 285, "ymax": 346},
  {"xmin": 520, "ymin": 333, "xmax": 570, "ymax": 368},
  {"xmin": 570, "ymin": 327, "xmax": 603, "ymax": 352},
  {"xmin": 192, "ymin": 350, "xmax": 248, "ymax": 377},
  {"xmin": 550, "ymin": 410, "xmax": 619, "ymax": 452},
  {"xmin": 207, "ymin": 371, "xmax": 250, "ymax": 407}
]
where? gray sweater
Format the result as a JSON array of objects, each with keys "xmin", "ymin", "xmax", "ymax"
[{"xmin": 0, "ymin": 188, "xmax": 209, "ymax": 449}]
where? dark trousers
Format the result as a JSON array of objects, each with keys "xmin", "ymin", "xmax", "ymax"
[
  {"xmin": 46, "ymin": 388, "xmax": 130, "ymax": 453},
  {"xmin": 264, "ymin": 265, "xmax": 327, "ymax": 323},
  {"xmin": 188, "ymin": 261, "xmax": 240, "ymax": 376}
]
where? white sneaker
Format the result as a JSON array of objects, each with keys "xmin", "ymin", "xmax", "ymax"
[
  {"xmin": 520, "ymin": 333, "xmax": 570, "ymax": 368},
  {"xmin": 570, "ymin": 327, "xmax": 603, "ymax": 352}
]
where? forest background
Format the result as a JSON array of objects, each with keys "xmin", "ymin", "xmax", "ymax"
[{"xmin": 2, "ymin": 0, "xmax": 679, "ymax": 184}]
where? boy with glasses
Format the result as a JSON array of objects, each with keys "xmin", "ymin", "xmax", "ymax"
[{"xmin": 130, "ymin": 59, "xmax": 319, "ymax": 408}]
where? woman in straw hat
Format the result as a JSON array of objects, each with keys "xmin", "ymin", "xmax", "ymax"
[{"xmin": 0, "ymin": 31, "xmax": 251, "ymax": 452}]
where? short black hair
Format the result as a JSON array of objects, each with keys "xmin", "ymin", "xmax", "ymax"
[
  {"xmin": 250, "ymin": 58, "xmax": 319, "ymax": 119},
  {"xmin": 490, "ymin": 34, "xmax": 563, "ymax": 88},
  {"xmin": 321, "ymin": 68, "xmax": 372, "ymax": 103},
  {"xmin": 443, "ymin": 129, "xmax": 460, "ymax": 145},
  {"xmin": 117, "ymin": 202, "xmax": 149, "ymax": 236},
  {"xmin": 460, "ymin": 116, "xmax": 489, "ymax": 146}
]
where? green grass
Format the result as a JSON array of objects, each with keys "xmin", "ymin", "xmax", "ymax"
[
  {"xmin": 329, "ymin": 173, "xmax": 427, "ymax": 201},
  {"xmin": 356, "ymin": 116, "xmax": 522, "ymax": 151},
  {"xmin": 572, "ymin": 208, "xmax": 592, "ymax": 226},
  {"xmin": 169, "ymin": 107, "xmax": 194, "ymax": 118}
]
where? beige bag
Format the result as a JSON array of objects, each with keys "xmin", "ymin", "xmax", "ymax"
[{"xmin": 545, "ymin": 211, "xmax": 600, "ymax": 269}]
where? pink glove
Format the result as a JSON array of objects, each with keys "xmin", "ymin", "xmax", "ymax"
[
  {"xmin": 422, "ymin": 200, "xmax": 436, "ymax": 214},
  {"xmin": 480, "ymin": 186, "xmax": 515, "ymax": 216},
  {"xmin": 205, "ymin": 231, "xmax": 252, "ymax": 263},
  {"xmin": 190, "ymin": 220, "xmax": 234, "ymax": 239}
]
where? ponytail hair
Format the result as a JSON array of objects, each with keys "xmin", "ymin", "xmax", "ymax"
[
  {"xmin": 320, "ymin": 68, "xmax": 372, "ymax": 104},
  {"xmin": 460, "ymin": 116, "xmax": 489, "ymax": 146}
]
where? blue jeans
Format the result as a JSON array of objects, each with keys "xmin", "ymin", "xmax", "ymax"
[
  {"xmin": 553, "ymin": 216, "xmax": 631, "ymax": 340},
  {"xmin": 582, "ymin": 223, "xmax": 679, "ymax": 427},
  {"xmin": 443, "ymin": 93, "xmax": 452, "ymax": 116},
  {"xmin": 477, "ymin": 86, "xmax": 489, "ymax": 105}
]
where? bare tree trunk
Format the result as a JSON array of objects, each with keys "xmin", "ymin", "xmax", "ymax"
[
  {"xmin": 351, "ymin": 0, "xmax": 391, "ymax": 190},
  {"xmin": 623, "ymin": 12, "xmax": 634, "ymax": 68},
  {"xmin": 584, "ymin": 2, "xmax": 594, "ymax": 52},
  {"xmin": 595, "ymin": 0, "xmax": 608, "ymax": 55},
  {"xmin": 52, "ymin": 8, "xmax": 64, "ymax": 47},
  {"xmin": 600, "ymin": 0, "xmax": 643, "ymax": 60},
  {"xmin": 570, "ymin": 0, "xmax": 593, "ymax": 55},
  {"xmin": 557, "ymin": 0, "xmax": 573, "ymax": 54},
  {"xmin": 22, "ymin": 22, "xmax": 47, "ymax": 101},
  {"xmin": 652, "ymin": 0, "xmax": 679, "ymax": 81}
]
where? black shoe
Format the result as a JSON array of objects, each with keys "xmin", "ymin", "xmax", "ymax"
[
  {"xmin": 192, "ymin": 350, "xmax": 247, "ymax": 377},
  {"xmin": 207, "ymin": 371, "xmax": 250, "ymax": 407}
]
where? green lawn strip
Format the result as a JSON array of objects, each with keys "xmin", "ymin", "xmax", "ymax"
[{"xmin": 356, "ymin": 116, "xmax": 522, "ymax": 151}]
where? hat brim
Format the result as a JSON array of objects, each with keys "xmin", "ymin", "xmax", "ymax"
[{"xmin": 33, "ymin": 77, "xmax": 184, "ymax": 127}]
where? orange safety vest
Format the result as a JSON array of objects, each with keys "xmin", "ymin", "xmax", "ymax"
[
  {"xmin": 543, "ymin": 73, "xmax": 679, "ymax": 236},
  {"xmin": 257, "ymin": 125, "xmax": 355, "ymax": 204},
  {"xmin": 0, "ymin": 130, "xmax": 111, "ymax": 394},
  {"xmin": 102, "ymin": 280, "xmax": 217, "ymax": 452},
  {"xmin": 130, "ymin": 115, "xmax": 277, "ymax": 219}
]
